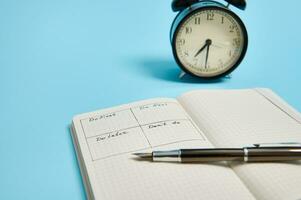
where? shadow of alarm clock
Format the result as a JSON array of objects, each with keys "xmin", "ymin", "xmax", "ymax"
[{"xmin": 170, "ymin": 0, "xmax": 248, "ymax": 79}]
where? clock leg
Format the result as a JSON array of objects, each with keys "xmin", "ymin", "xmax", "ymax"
[
  {"xmin": 225, "ymin": 74, "xmax": 232, "ymax": 79},
  {"xmin": 178, "ymin": 71, "xmax": 186, "ymax": 79}
]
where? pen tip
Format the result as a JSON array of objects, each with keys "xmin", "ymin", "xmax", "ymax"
[{"xmin": 133, "ymin": 152, "xmax": 152, "ymax": 160}]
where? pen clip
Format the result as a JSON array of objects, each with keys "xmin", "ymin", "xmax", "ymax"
[{"xmin": 252, "ymin": 142, "xmax": 301, "ymax": 148}]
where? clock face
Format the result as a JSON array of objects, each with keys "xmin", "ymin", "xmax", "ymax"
[{"xmin": 173, "ymin": 7, "xmax": 247, "ymax": 78}]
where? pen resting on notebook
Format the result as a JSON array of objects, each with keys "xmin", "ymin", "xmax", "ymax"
[{"xmin": 134, "ymin": 145, "xmax": 301, "ymax": 163}]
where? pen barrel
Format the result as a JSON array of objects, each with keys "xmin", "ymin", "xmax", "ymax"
[
  {"xmin": 247, "ymin": 147, "xmax": 301, "ymax": 162},
  {"xmin": 180, "ymin": 149, "xmax": 244, "ymax": 162}
]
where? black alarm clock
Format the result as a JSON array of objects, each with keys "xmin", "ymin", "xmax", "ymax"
[{"xmin": 170, "ymin": 0, "xmax": 248, "ymax": 79}]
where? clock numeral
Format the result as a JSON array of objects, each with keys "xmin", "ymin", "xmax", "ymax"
[
  {"xmin": 229, "ymin": 25, "xmax": 235, "ymax": 33},
  {"xmin": 184, "ymin": 51, "xmax": 189, "ymax": 57},
  {"xmin": 221, "ymin": 16, "xmax": 224, "ymax": 24},
  {"xmin": 232, "ymin": 38, "xmax": 240, "ymax": 47},
  {"xmin": 194, "ymin": 17, "xmax": 201, "ymax": 24},
  {"xmin": 205, "ymin": 63, "xmax": 210, "ymax": 69},
  {"xmin": 229, "ymin": 50, "xmax": 232, "ymax": 57},
  {"xmin": 179, "ymin": 39, "xmax": 185, "ymax": 45},
  {"xmin": 207, "ymin": 13, "xmax": 214, "ymax": 21},
  {"xmin": 185, "ymin": 27, "xmax": 192, "ymax": 34}
]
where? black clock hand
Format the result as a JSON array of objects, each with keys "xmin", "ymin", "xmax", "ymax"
[
  {"xmin": 194, "ymin": 42, "xmax": 208, "ymax": 57},
  {"xmin": 194, "ymin": 39, "xmax": 212, "ymax": 58},
  {"xmin": 205, "ymin": 39, "xmax": 212, "ymax": 68}
]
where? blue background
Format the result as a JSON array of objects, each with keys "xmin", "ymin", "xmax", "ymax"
[{"xmin": 1, "ymin": 0, "xmax": 300, "ymax": 199}]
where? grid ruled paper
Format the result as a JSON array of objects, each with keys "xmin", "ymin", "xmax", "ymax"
[
  {"xmin": 179, "ymin": 88, "xmax": 301, "ymax": 200},
  {"xmin": 72, "ymin": 98, "xmax": 255, "ymax": 200}
]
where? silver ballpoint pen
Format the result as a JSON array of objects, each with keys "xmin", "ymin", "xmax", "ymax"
[{"xmin": 133, "ymin": 143, "xmax": 301, "ymax": 163}]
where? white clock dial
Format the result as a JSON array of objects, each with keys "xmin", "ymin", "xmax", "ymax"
[{"xmin": 174, "ymin": 8, "xmax": 246, "ymax": 77}]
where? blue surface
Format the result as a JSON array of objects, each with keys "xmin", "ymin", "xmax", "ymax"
[{"xmin": 1, "ymin": 0, "xmax": 301, "ymax": 199}]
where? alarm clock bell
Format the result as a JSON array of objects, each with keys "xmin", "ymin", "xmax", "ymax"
[{"xmin": 172, "ymin": 0, "xmax": 246, "ymax": 11}]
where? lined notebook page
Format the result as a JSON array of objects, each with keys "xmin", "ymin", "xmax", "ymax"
[
  {"xmin": 72, "ymin": 98, "xmax": 254, "ymax": 200},
  {"xmin": 178, "ymin": 88, "xmax": 301, "ymax": 200}
]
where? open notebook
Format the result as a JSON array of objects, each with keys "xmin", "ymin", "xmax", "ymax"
[{"xmin": 71, "ymin": 88, "xmax": 301, "ymax": 200}]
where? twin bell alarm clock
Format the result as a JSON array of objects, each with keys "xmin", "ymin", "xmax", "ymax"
[{"xmin": 170, "ymin": 0, "xmax": 248, "ymax": 79}]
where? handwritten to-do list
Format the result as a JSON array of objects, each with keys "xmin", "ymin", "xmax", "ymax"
[{"xmin": 80, "ymin": 101, "xmax": 205, "ymax": 161}]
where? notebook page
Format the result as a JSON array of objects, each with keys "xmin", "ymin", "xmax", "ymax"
[
  {"xmin": 178, "ymin": 88, "xmax": 301, "ymax": 200},
  {"xmin": 72, "ymin": 98, "xmax": 255, "ymax": 200}
]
